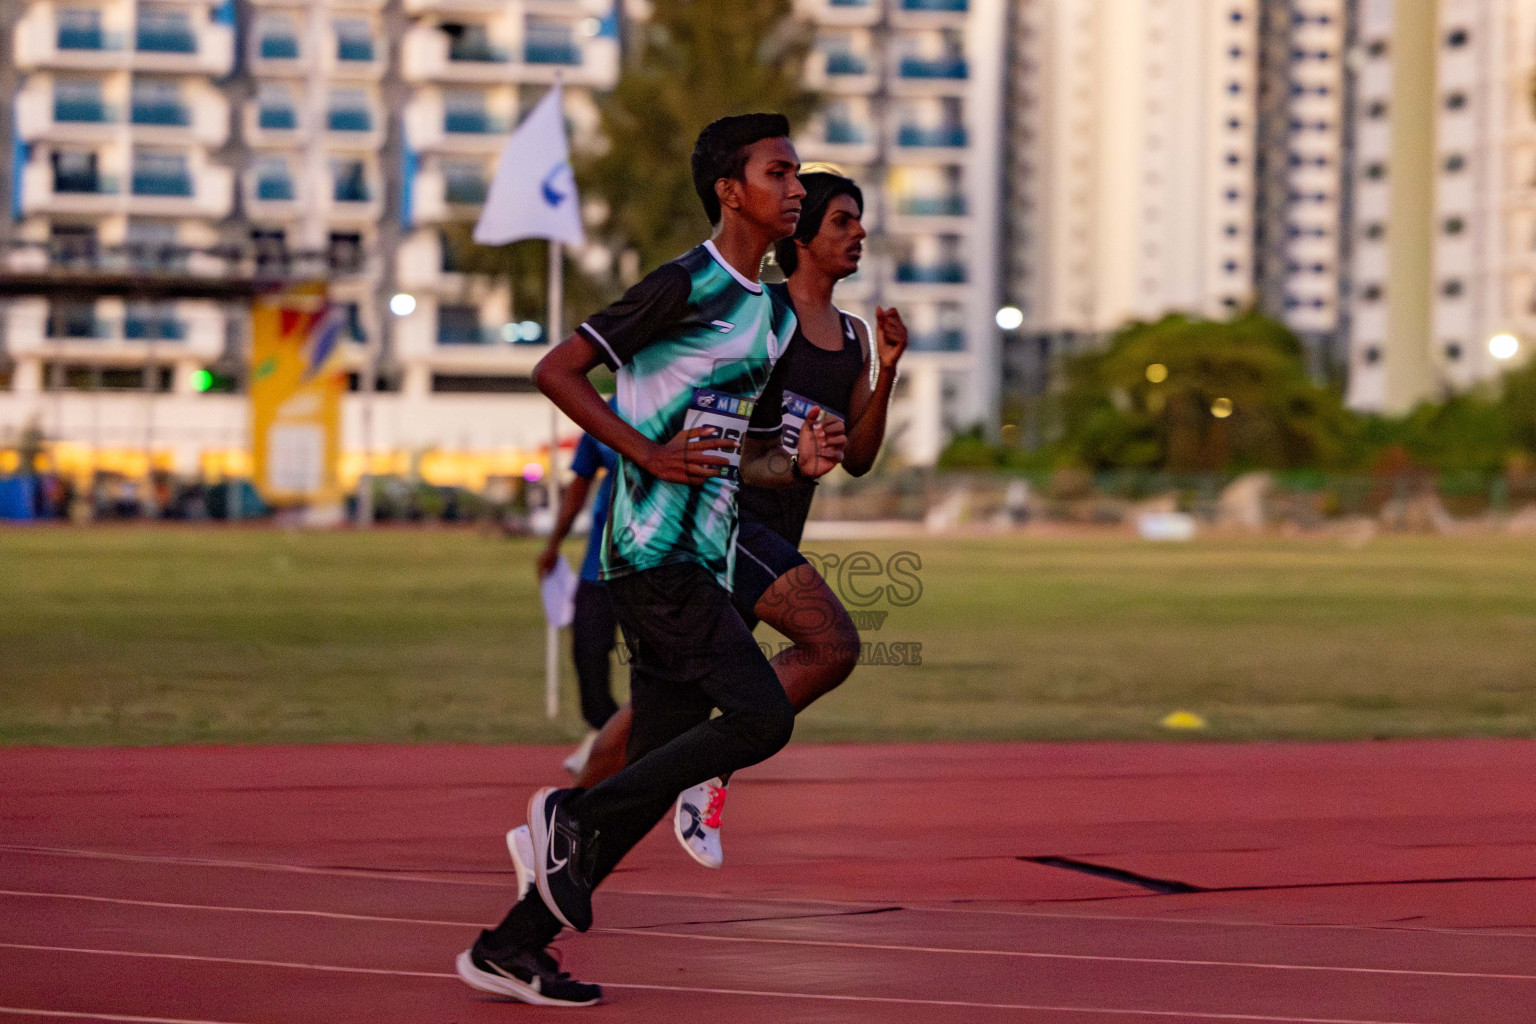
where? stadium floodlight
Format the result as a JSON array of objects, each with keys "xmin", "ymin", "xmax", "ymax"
[
  {"xmin": 1210, "ymin": 397, "xmax": 1234, "ymax": 419},
  {"xmin": 1489, "ymin": 333, "xmax": 1520, "ymax": 360},
  {"xmin": 1145, "ymin": 363, "xmax": 1169, "ymax": 384},
  {"xmin": 389, "ymin": 293, "xmax": 416, "ymax": 317},
  {"xmin": 994, "ymin": 306, "xmax": 1024, "ymax": 331}
]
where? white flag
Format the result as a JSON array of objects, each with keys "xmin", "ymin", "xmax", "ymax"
[{"xmin": 473, "ymin": 83, "xmax": 586, "ymax": 247}]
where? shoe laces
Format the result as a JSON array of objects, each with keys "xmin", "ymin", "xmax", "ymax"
[{"xmin": 702, "ymin": 783, "xmax": 727, "ymax": 829}]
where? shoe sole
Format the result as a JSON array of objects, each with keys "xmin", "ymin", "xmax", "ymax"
[
  {"xmin": 506, "ymin": 826, "xmax": 534, "ymax": 900},
  {"xmin": 672, "ymin": 793, "xmax": 723, "ymax": 869},
  {"xmin": 527, "ymin": 787, "xmax": 583, "ymax": 931},
  {"xmin": 454, "ymin": 950, "xmax": 599, "ymax": 1007}
]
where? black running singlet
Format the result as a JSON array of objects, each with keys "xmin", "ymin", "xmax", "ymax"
[{"xmin": 736, "ymin": 284, "xmax": 869, "ymax": 547}]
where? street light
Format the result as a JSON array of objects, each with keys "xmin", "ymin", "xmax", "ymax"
[
  {"xmin": 995, "ymin": 306, "xmax": 1024, "ymax": 331},
  {"xmin": 1489, "ymin": 333, "xmax": 1520, "ymax": 360},
  {"xmin": 389, "ymin": 293, "xmax": 416, "ymax": 317}
]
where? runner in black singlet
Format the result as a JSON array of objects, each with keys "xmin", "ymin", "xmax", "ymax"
[{"xmin": 546, "ymin": 170, "xmax": 909, "ymax": 872}]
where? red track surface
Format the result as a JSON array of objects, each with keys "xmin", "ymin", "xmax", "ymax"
[{"xmin": 3, "ymin": 740, "xmax": 1535, "ymax": 1023}]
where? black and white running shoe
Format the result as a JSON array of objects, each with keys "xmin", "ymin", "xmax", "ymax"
[
  {"xmin": 455, "ymin": 932, "xmax": 601, "ymax": 1007},
  {"xmin": 528, "ymin": 786, "xmax": 595, "ymax": 932}
]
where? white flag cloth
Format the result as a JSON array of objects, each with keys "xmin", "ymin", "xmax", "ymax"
[
  {"xmin": 474, "ymin": 83, "xmax": 586, "ymax": 247},
  {"xmin": 539, "ymin": 555, "xmax": 578, "ymax": 628}
]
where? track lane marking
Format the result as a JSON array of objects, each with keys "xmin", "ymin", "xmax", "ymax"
[
  {"xmin": 0, "ymin": 1009, "xmax": 249, "ymax": 1024},
  {"xmin": 2, "ymin": 893, "xmax": 1533, "ymax": 982},
  {"xmin": 0, "ymin": 950, "xmax": 1431, "ymax": 1024},
  {"xmin": 7, "ymin": 844, "xmax": 1536, "ymax": 941}
]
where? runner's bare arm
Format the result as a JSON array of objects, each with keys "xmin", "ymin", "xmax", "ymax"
[
  {"xmin": 741, "ymin": 406, "xmax": 847, "ymax": 488},
  {"xmin": 843, "ymin": 307, "xmax": 906, "ymax": 476},
  {"xmin": 534, "ymin": 335, "xmax": 734, "ymax": 487}
]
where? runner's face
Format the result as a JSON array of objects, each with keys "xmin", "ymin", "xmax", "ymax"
[
  {"xmin": 729, "ymin": 137, "xmax": 805, "ymax": 238},
  {"xmin": 800, "ymin": 193, "xmax": 865, "ymax": 280}
]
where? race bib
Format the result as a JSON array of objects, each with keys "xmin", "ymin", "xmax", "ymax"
[
  {"xmin": 683, "ymin": 387, "xmax": 753, "ymax": 481},
  {"xmin": 780, "ymin": 391, "xmax": 844, "ymax": 455}
]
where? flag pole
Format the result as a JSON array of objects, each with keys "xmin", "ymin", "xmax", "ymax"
[{"xmin": 544, "ymin": 236, "xmax": 563, "ymax": 720}]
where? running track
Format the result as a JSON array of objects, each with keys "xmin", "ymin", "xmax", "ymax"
[{"xmin": 2, "ymin": 741, "xmax": 1534, "ymax": 1023}]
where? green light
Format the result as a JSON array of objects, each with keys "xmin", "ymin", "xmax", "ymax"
[{"xmin": 191, "ymin": 369, "xmax": 213, "ymax": 392}]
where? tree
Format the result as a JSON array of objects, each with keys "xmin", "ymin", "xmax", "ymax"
[
  {"xmin": 438, "ymin": 1, "xmax": 815, "ymax": 328},
  {"xmin": 1057, "ymin": 312, "xmax": 1358, "ymax": 472},
  {"xmin": 582, "ymin": 0, "xmax": 816, "ymax": 274}
]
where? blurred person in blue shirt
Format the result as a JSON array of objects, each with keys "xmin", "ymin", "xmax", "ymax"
[{"xmin": 536, "ymin": 403, "xmax": 622, "ymax": 775}]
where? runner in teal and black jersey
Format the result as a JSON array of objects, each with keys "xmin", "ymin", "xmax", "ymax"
[{"xmin": 455, "ymin": 113, "xmax": 846, "ymax": 1009}]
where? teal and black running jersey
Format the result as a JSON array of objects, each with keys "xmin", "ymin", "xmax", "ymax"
[{"xmin": 578, "ymin": 240, "xmax": 797, "ymax": 590}]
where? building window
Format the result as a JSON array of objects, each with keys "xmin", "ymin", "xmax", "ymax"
[
  {"xmin": 1444, "ymin": 343, "xmax": 1463, "ymax": 361},
  {"xmin": 1361, "ymin": 284, "xmax": 1383, "ymax": 301},
  {"xmin": 1444, "ymin": 153, "xmax": 1466, "ymax": 172},
  {"xmin": 1441, "ymin": 279, "xmax": 1464, "ymax": 298},
  {"xmin": 1443, "ymin": 217, "xmax": 1465, "ymax": 235},
  {"xmin": 1365, "ymin": 163, "xmax": 1387, "ymax": 180},
  {"xmin": 1446, "ymin": 28, "xmax": 1469, "ymax": 48},
  {"xmin": 1363, "ymin": 346, "xmax": 1382, "ymax": 364},
  {"xmin": 1367, "ymin": 101, "xmax": 1388, "ymax": 119},
  {"xmin": 1367, "ymin": 40, "xmax": 1388, "ymax": 58},
  {"xmin": 1445, "ymin": 92, "xmax": 1467, "ymax": 111}
]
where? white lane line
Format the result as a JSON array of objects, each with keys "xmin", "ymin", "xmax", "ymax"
[
  {"xmin": 7, "ymin": 844, "xmax": 1535, "ymax": 942},
  {"xmin": 0, "ymin": 949, "xmax": 1427, "ymax": 1024},
  {"xmin": 2, "ymin": 892, "xmax": 1532, "ymax": 983},
  {"xmin": 0, "ymin": 890, "xmax": 475, "ymax": 930},
  {"xmin": 0, "ymin": 1008, "xmax": 249, "ymax": 1024},
  {"xmin": 0, "ymin": 846, "xmax": 513, "ymax": 890},
  {"xmin": 598, "ymin": 927, "xmax": 1536, "ymax": 982}
]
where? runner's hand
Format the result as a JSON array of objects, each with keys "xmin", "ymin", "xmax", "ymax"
[
  {"xmin": 874, "ymin": 306, "xmax": 908, "ymax": 372},
  {"xmin": 796, "ymin": 406, "xmax": 847, "ymax": 479},
  {"xmin": 536, "ymin": 545, "xmax": 558, "ymax": 579},
  {"xmin": 644, "ymin": 427, "xmax": 738, "ymax": 485}
]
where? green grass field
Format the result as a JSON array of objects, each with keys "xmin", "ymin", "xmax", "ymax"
[{"xmin": 3, "ymin": 527, "xmax": 1535, "ymax": 746}]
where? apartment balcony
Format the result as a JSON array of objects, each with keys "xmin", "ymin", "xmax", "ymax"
[
  {"xmin": 892, "ymin": 55, "xmax": 969, "ymax": 96},
  {"xmin": 793, "ymin": 0, "xmax": 880, "ymax": 28},
  {"xmin": 322, "ymin": 171, "xmax": 384, "ymax": 224},
  {"xmin": 244, "ymin": 168, "xmax": 304, "ymax": 219},
  {"xmin": 889, "ymin": 194, "xmax": 970, "ymax": 233},
  {"xmin": 325, "ymin": 30, "xmax": 386, "ymax": 80},
  {"xmin": 402, "ymin": 25, "xmax": 519, "ymax": 83},
  {"xmin": 8, "ymin": 300, "xmax": 226, "ymax": 360},
  {"xmin": 325, "ymin": 105, "xmax": 387, "ymax": 150},
  {"xmin": 404, "ymin": 96, "xmax": 514, "ymax": 152},
  {"xmin": 15, "ymin": 84, "xmax": 120, "ymax": 143},
  {"xmin": 243, "ymin": 102, "xmax": 302, "ymax": 147},
  {"xmin": 130, "ymin": 95, "xmax": 229, "ymax": 146},
  {"xmin": 894, "ymin": 123, "xmax": 970, "ymax": 161},
  {"xmin": 14, "ymin": 8, "xmax": 234, "ymax": 74},
  {"xmin": 894, "ymin": 261, "xmax": 966, "ymax": 285},
  {"xmin": 907, "ymin": 330, "xmax": 965, "ymax": 352},
  {"xmin": 797, "ymin": 118, "xmax": 877, "ymax": 165},
  {"xmin": 250, "ymin": 33, "xmax": 304, "ymax": 75},
  {"xmin": 805, "ymin": 49, "xmax": 876, "ymax": 93},
  {"xmin": 892, "ymin": 0, "xmax": 968, "ymax": 27},
  {"xmin": 409, "ymin": 166, "xmax": 489, "ymax": 225}
]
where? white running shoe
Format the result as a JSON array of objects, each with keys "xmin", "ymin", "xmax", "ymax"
[
  {"xmin": 674, "ymin": 778, "xmax": 726, "ymax": 869},
  {"xmin": 562, "ymin": 732, "xmax": 597, "ymax": 777},
  {"xmin": 506, "ymin": 824, "xmax": 535, "ymax": 900}
]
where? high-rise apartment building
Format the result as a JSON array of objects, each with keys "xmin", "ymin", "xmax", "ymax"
[
  {"xmin": 793, "ymin": 0, "xmax": 1007, "ymax": 462},
  {"xmin": 1, "ymin": 0, "xmax": 617, "ymax": 479},
  {"xmin": 1252, "ymin": 0, "xmax": 1349, "ymax": 371},
  {"xmin": 1346, "ymin": 0, "xmax": 1536, "ymax": 412},
  {"xmin": 1002, "ymin": 0, "xmax": 1260, "ymax": 416}
]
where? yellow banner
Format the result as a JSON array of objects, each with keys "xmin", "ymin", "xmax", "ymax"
[{"xmin": 250, "ymin": 285, "xmax": 346, "ymax": 506}]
